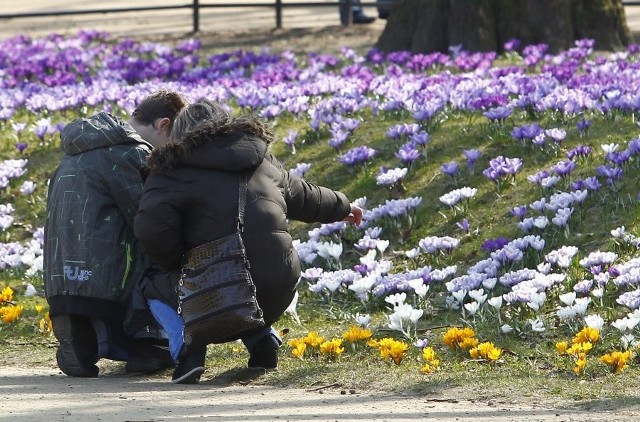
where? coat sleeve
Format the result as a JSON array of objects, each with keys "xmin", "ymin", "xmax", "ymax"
[
  {"xmin": 268, "ymin": 154, "xmax": 351, "ymax": 223},
  {"xmin": 134, "ymin": 176, "xmax": 185, "ymax": 271}
]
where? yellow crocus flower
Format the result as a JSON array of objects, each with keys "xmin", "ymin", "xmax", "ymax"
[
  {"xmin": 0, "ymin": 305, "xmax": 24, "ymax": 323},
  {"xmin": 556, "ymin": 341, "xmax": 568, "ymax": 354},
  {"xmin": 342, "ymin": 326, "xmax": 373, "ymax": 343},
  {"xmin": 573, "ymin": 327, "xmax": 599, "ymax": 345},
  {"xmin": 304, "ymin": 331, "xmax": 325, "ymax": 348},
  {"xmin": 0, "ymin": 286, "xmax": 14, "ymax": 303}
]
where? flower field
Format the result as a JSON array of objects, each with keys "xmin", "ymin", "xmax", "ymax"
[{"xmin": 2, "ymin": 30, "xmax": 640, "ymax": 388}]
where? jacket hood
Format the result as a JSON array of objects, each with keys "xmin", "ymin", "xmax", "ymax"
[
  {"xmin": 60, "ymin": 112, "xmax": 151, "ymax": 155},
  {"xmin": 147, "ymin": 120, "xmax": 269, "ymax": 174}
]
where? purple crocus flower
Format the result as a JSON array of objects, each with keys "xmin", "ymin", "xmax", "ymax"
[
  {"xmin": 576, "ymin": 119, "xmax": 591, "ymax": 136},
  {"xmin": 520, "ymin": 123, "xmax": 543, "ymax": 140},
  {"xmin": 395, "ymin": 143, "xmax": 421, "ymax": 166},
  {"xmin": 339, "ymin": 146, "xmax": 377, "ymax": 167},
  {"xmin": 483, "ymin": 106, "xmax": 512, "ymax": 123},
  {"xmin": 283, "ymin": 129, "xmax": 299, "ymax": 153},
  {"xmin": 510, "ymin": 126, "xmax": 524, "ymax": 141},
  {"xmin": 504, "ymin": 157, "xmax": 523, "ymax": 174},
  {"xmin": 328, "ymin": 129, "xmax": 350, "ymax": 150},
  {"xmin": 33, "ymin": 122, "xmax": 49, "ymax": 140},
  {"xmin": 290, "ymin": 162, "xmax": 311, "ymax": 178},
  {"xmin": 596, "ymin": 165, "xmax": 623, "ymax": 184},
  {"xmin": 440, "ymin": 161, "xmax": 459, "ymax": 177},
  {"xmin": 607, "ymin": 150, "xmax": 632, "ymax": 167},
  {"xmin": 527, "ymin": 170, "xmax": 550, "ymax": 185},
  {"xmin": 545, "ymin": 128, "xmax": 567, "ymax": 144},
  {"xmin": 410, "ymin": 131, "xmax": 430, "ymax": 147},
  {"xmin": 551, "ymin": 160, "xmax": 576, "ymax": 178},
  {"xmin": 481, "ymin": 237, "xmax": 509, "ymax": 252},
  {"xmin": 566, "ymin": 145, "xmax": 592, "ymax": 160},
  {"xmin": 617, "ymin": 290, "xmax": 640, "ymax": 310},
  {"xmin": 503, "ymin": 38, "xmax": 521, "ymax": 52},
  {"xmin": 463, "ymin": 149, "xmax": 481, "ymax": 173},
  {"xmin": 456, "ymin": 219, "xmax": 470, "ymax": 233},
  {"xmin": 627, "ymin": 138, "xmax": 640, "ymax": 155},
  {"xmin": 15, "ymin": 143, "xmax": 28, "ymax": 154},
  {"xmin": 510, "ymin": 205, "xmax": 527, "ymax": 221},
  {"xmin": 571, "ymin": 176, "xmax": 601, "ymax": 192}
]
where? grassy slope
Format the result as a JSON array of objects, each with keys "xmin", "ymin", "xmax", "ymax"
[{"xmin": 1, "ymin": 40, "xmax": 640, "ymax": 404}]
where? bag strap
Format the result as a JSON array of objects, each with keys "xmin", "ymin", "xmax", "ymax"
[{"xmin": 237, "ymin": 173, "xmax": 248, "ymax": 233}]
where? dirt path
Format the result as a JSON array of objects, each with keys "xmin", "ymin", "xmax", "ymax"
[{"xmin": 1, "ymin": 363, "xmax": 639, "ymax": 422}]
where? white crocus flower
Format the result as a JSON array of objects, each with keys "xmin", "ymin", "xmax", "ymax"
[
  {"xmin": 285, "ymin": 291, "xmax": 300, "ymax": 324},
  {"xmin": 621, "ymin": 334, "xmax": 637, "ymax": 350},
  {"xmin": 404, "ymin": 247, "xmax": 421, "ymax": 259},
  {"xmin": 376, "ymin": 239, "xmax": 390, "ymax": 255},
  {"xmin": 388, "ymin": 304, "xmax": 423, "ymax": 335},
  {"xmin": 19, "ymin": 180, "xmax": 36, "ymax": 195},
  {"xmin": 557, "ymin": 306, "xmax": 578, "ymax": 321},
  {"xmin": 355, "ymin": 313, "xmax": 371, "ymax": 327},
  {"xmin": 488, "ymin": 296, "xmax": 503, "ymax": 309},
  {"xmin": 451, "ymin": 289, "xmax": 467, "ymax": 303},
  {"xmin": 612, "ymin": 318, "xmax": 631, "ymax": 332},
  {"xmin": 559, "ymin": 292, "xmax": 576, "ymax": 306},
  {"xmin": 348, "ymin": 276, "xmax": 375, "ymax": 301},
  {"xmin": 408, "ymin": 278, "xmax": 429, "ymax": 298},
  {"xmin": 360, "ymin": 249, "xmax": 378, "ymax": 266},
  {"xmin": 482, "ymin": 277, "xmax": 497, "ymax": 290},
  {"xmin": 464, "ymin": 301, "xmax": 480, "ymax": 316},
  {"xmin": 501, "ymin": 324, "xmax": 514, "ymax": 333},
  {"xmin": 387, "ymin": 312, "xmax": 405, "ymax": 333},
  {"xmin": 611, "ymin": 226, "xmax": 626, "ymax": 238},
  {"xmin": 584, "ymin": 314, "xmax": 604, "ymax": 331},
  {"xmin": 537, "ymin": 262, "xmax": 551, "ymax": 274},
  {"xmin": 573, "ymin": 297, "xmax": 591, "ymax": 315},
  {"xmin": 527, "ymin": 292, "xmax": 546, "ymax": 311},
  {"xmin": 533, "ymin": 216, "xmax": 549, "ymax": 229},
  {"xmin": 591, "ymin": 287, "xmax": 604, "ymax": 298},
  {"xmin": 24, "ymin": 283, "xmax": 38, "ymax": 296},
  {"xmin": 384, "ymin": 292, "xmax": 407, "ymax": 308},
  {"xmin": 468, "ymin": 289, "xmax": 487, "ymax": 304},
  {"xmin": 323, "ymin": 276, "xmax": 342, "ymax": 293},
  {"xmin": 317, "ymin": 241, "xmax": 343, "ymax": 261},
  {"xmin": 529, "ymin": 318, "xmax": 546, "ymax": 332}
]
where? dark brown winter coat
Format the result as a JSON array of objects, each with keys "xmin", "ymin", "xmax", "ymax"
[{"xmin": 134, "ymin": 120, "xmax": 351, "ymax": 325}]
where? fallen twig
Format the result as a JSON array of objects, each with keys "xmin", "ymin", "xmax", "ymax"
[{"xmin": 306, "ymin": 382, "xmax": 340, "ymax": 392}]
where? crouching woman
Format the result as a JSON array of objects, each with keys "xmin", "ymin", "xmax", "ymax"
[{"xmin": 134, "ymin": 100, "xmax": 362, "ymax": 383}]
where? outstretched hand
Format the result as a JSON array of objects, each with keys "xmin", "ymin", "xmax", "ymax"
[{"xmin": 343, "ymin": 204, "xmax": 363, "ymax": 226}]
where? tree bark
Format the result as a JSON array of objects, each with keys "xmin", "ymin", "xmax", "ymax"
[{"xmin": 375, "ymin": 0, "xmax": 632, "ymax": 54}]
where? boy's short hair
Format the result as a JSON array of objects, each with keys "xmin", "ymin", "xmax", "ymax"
[{"xmin": 132, "ymin": 90, "xmax": 187, "ymax": 131}]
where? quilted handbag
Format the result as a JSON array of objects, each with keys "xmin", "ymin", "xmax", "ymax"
[{"xmin": 178, "ymin": 174, "xmax": 264, "ymax": 348}]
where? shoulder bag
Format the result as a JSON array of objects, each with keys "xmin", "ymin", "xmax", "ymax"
[{"xmin": 178, "ymin": 173, "xmax": 265, "ymax": 348}]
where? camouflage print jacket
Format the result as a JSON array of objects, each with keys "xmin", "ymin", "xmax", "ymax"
[{"xmin": 43, "ymin": 112, "xmax": 153, "ymax": 320}]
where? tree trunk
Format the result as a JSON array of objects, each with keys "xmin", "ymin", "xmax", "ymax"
[{"xmin": 375, "ymin": 0, "xmax": 632, "ymax": 54}]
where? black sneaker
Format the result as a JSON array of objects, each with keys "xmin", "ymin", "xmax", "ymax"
[
  {"xmin": 247, "ymin": 334, "xmax": 280, "ymax": 370},
  {"xmin": 125, "ymin": 339, "xmax": 175, "ymax": 374},
  {"xmin": 353, "ymin": 12, "xmax": 376, "ymax": 24},
  {"xmin": 52, "ymin": 315, "xmax": 99, "ymax": 378},
  {"xmin": 171, "ymin": 346, "xmax": 206, "ymax": 384}
]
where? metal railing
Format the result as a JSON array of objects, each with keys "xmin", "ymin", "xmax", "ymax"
[
  {"xmin": 0, "ymin": 1, "xmax": 385, "ymax": 32},
  {"xmin": 1, "ymin": 1, "xmax": 637, "ymax": 33}
]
